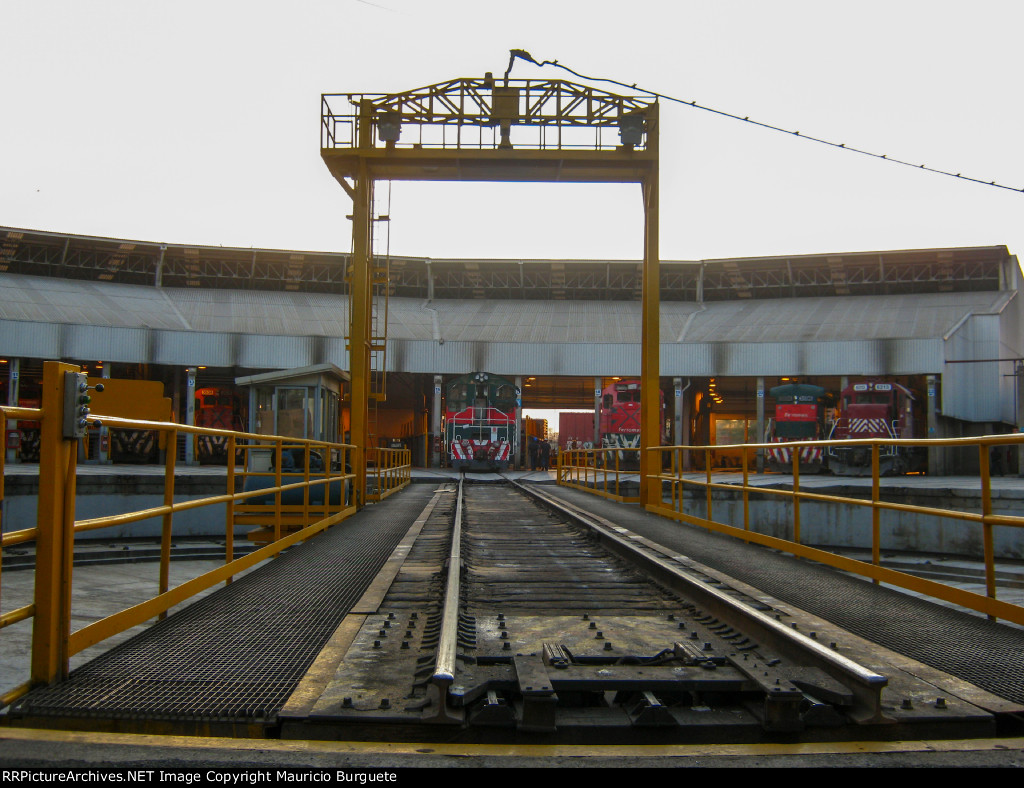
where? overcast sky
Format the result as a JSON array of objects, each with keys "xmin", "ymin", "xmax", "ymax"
[{"xmin": 2, "ymin": 1, "xmax": 1022, "ymax": 265}]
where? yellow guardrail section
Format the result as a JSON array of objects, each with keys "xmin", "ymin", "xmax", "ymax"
[
  {"xmin": 557, "ymin": 432, "xmax": 1024, "ymax": 627},
  {"xmin": 557, "ymin": 447, "xmax": 641, "ymax": 503},
  {"xmin": 0, "ymin": 361, "xmax": 357, "ymax": 708},
  {"xmin": 643, "ymin": 436, "xmax": 1024, "ymax": 628},
  {"xmin": 366, "ymin": 447, "xmax": 412, "ymax": 502}
]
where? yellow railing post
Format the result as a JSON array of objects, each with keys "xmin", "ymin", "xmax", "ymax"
[
  {"xmin": 158, "ymin": 428, "xmax": 177, "ymax": 619},
  {"xmin": 705, "ymin": 448, "xmax": 713, "ymax": 522},
  {"xmin": 742, "ymin": 445, "xmax": 750, "ymax": 540},
  {"xmin": 302, "ymin": 443, "xmax": 311, "ymax": 529},
  {"xmin": 225, "ymin": 435, "xmax": 236, "ymax": 584},
  {"xmin": 872, "ymin": 443, "xmax": 881, "ymax": 583},
  {"xmin": 31, "ymin": 361, "xmax": 79, "ymax": 685},
  {"xmin": 273, "ymin": 440, "xmax": 283, "ymax": 544},
  {"xmin": 979, "ymin": 442, "xmax": 997, "ymax": 617},
  {"xmin": 791, "ymin": 447, "xmax": 801, "ymax": 545}
]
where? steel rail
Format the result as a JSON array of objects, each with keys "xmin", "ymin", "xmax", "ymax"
[
  {"xmin": 424, "ymin": 476, "xmax": 465, "ymax": 723},
  {"xmin": 514, "ymin": 480, "xmax": 890, "ymax": 723}
]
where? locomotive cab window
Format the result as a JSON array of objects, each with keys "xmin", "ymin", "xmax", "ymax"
[{"xmin": 492, "ymin": 384, "xmax": 516, "ymax": 412}]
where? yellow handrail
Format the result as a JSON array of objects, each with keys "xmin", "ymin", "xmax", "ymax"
[
  {"xmin": 643, "ymin": 435, "xmax": 1024, "ymax": 626},
  {"xmin": 367, "ymin": 446, "xmax": 412, "ymax": 501},
  {"xmin": 0, "ymin": 368, "xmax": 358, "ymax": 707},
  {"xmin": 557, "ymin": 447, "xmax": 640, "ymax": 503},
  {"xmin": 557, "ymin": 428, "xmax": 1024, "ymax": 626}
]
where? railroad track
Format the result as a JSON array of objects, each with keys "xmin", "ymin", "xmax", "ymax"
[{"xmin": 294, "ymin": 479, "xmax": 1002, "ymax": 742}]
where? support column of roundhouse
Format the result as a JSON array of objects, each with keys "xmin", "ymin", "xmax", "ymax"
[
  {"xmin": 756, "ymin": 376, "xmax": 765, "ymax": 473},
  {"xmin": 432, "ymin": 374, "xmax": 443, "ymax": 468}
]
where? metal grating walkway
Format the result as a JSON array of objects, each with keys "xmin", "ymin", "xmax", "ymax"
[
  {"xmin": 545, "ymin": 486, "xmax": 1024, "ymax": 706},
  {"xmin": 11, "ymin": 485, "xmax": 435, "ymax": 725}
]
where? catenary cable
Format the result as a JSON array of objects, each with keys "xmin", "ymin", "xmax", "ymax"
[{"xmin": 506, "ymin": 49, "xmax": 1023, "ymax": 194}]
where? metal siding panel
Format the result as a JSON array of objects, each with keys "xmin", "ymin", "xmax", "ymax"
[
  {"xmin": 237, "ymin": 335, "xmax": 316, "ymax": 370},
  {"xmin": 65, "ymin": 325, "xmax": 149, "ymax": 363},
  {"xmin": 0, "ymin": 320, "xmax": 62, "ymax": 359},
  {"xmin": 152, "ymin": 330, "xmax": 233, "ymax": 367},
  {"xmin": 944, "ymin": 315, "xmax": 1002, "ymax": 422}
]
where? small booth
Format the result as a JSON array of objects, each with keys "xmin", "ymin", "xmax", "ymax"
[
  {"xmin": 233, "ymin": 364, "xmax": 350, "ymax": 537},
  {"xmin": 235, "ymin": 363, "xmax": 348, "ymax": 471}
]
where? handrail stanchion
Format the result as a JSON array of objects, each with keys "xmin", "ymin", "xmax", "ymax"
[
  {"xmin": 705, "ymin": 448, "xmax": 712, "ymax": 522},
  {"xmin": 158, "ymin": 428, "xmax": 177, "ymax": 619},
  {"xmin": 742, "ymin": 445, "xmax": 750, "ymax": 540},
  {"xmin": 225, "ymin": 435, "xmax": 236, "ymax": 584},
  {"xmin": 792, "ymin": 446, "xmax": 801, "ymax": 545},
  {"xmin": 273, "ymin": 439, "xmax": 283, "ymax": 544},
  {"xmin": 872, "ymin": 443, "xmax": 881, "ymax": 583},
  {"xmin": 980, "ymin": 442, "xmax": 997, "ymax": 618},
  {"xmin": 302, "ymin": 443, "xmax": 311, "ymax": 535},
  {"xmin": 32, "ymin": 361, "xmax": 79, "ymax": 685}
]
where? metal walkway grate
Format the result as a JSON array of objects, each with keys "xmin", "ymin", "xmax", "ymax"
[{"xmin": 11, "ymin": 486, "xmax": 434, "ymax": 725}]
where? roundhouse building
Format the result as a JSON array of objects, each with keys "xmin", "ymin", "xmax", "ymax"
[{"xmin": 1, "ymin": 226, "xmax": 1021, "ymax": 474}]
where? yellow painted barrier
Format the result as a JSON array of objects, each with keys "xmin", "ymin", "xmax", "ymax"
[
  {"xmin": 366, "ymin": 447, "xmax": 412, "ymax": 502},
  {"xmin": 644, "ymin": 436, "xmax": 1024, "ymax": 627},
  {"xmin": 0, "ymin": 362, "xmax": 358, "ymax": 707},
  {"xmin": 556, "ymin": 431, "xmax": 1024, "ymax": 627},
  {"xmin": 557, "ymin": 447, "xmax": 641, "ymax": 503}
]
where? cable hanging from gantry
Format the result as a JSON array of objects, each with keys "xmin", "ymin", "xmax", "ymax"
[{"xmin": 505, "ymin": 49, "xmax": 1023, "ymax": 194}]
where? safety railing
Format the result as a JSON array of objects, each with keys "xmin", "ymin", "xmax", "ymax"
[
  {"xmin": 0, "ymin": 404, "xmax": 46, "ymax": 699},
  {"xmin": 647, "ymin": 435, "xmax": 1024, "ymax": 627},
  {"xmin": 0, "ymin": 362, "xmax": 357, "ymax": 708},
  {"xmin": 366, "ymin": 447, "xmax": 412, "ymax": 502},
  {"xmin": 557, "ymin": 447, "xmax": 641, "ymax": 503}
]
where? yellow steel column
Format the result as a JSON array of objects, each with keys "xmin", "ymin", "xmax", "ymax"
[
  {"xmin": 348, "ymin": 102, "xmax": 374, "ymax": 507},
  {"xmin": 640, "ymin": 104, "xmax": 660, "ymax": 507},
  {"xmin": 32, "ymin": 361, "xmax": 78, "ymax": 685}
]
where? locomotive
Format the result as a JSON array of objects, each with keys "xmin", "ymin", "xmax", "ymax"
[
  {"xmin": 765, "ymin": 383, "xmax": 829, "ymax": 473},
  {"xmin": 826, "ymin": 380, "xmax": 924, "ymax": 476},
  {"xmin": 598, "ymin": 379, "xmax": 666, "ymax": 465},
  {"xmin": 445, "ymin": 372, "xmax": 519, "ymax": 472},
  {"xmin": 194, "ymin": 387, "xmax": 245, "ymax": 464}
]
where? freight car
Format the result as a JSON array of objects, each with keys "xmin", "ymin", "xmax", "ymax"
[
  {"xmin": 445, "ymin": 372, "xmax": 519, "ymax": 472},
  {"xmin": 826, "ymin": 380, "xmax": 924, "ymax": 476},
  {"xmin": 765, "ymin": 383, "xmax": 829, "ymax": 473}
]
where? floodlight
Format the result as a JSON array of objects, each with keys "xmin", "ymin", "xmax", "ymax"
[
  {"xmin": 378, "ymin": 112, "xmax": 402, "ymax": 143},
  {"xmin": 618, "ymin": 113, "xmax": 645, "ymax": 146}
]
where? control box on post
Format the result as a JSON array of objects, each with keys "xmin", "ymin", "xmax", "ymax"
[{"xmin": 63, "ymin": 372, "xmax": 102, "ymax": 439}]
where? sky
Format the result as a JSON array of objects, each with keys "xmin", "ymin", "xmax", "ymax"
[{"xmin": 2, "ymin": 0, "xmax": 1022, "ymax": 266}]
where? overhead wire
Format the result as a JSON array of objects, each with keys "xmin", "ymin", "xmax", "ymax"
[{"xmin": 506, "ymin": 49, "xmax": 1023, "ymax": 194}]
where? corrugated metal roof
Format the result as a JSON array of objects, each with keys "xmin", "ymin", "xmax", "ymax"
[
  {"xmin": 1, "ymin": 273, "xmax": 1010, "ymax": 345},
  {"xmin": 0, "ymin": 273, "xmax": 1016, "ymax": 379}
]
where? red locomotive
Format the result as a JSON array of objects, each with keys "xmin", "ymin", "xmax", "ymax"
[
  {"xmin": 826, "ymin": 380, "xmax": 924, "ymax": 475},
  {"xmin": 194, "ymin": 387, "xmax": 245, "ymax": 464},
  {"xmin": 765, "ymin": 383, "xmax": 829, "ymax": 473},
  {"xmin": 445, "ymin": 372, "xmax": 518, "ymax": 472},
  {"xmin": 598, "ymin": 379, "xmax": 666, "ymax": 464}
]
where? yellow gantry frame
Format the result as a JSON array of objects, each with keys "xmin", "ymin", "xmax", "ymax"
[{"xmin": 321, "ymin": 77, "xmax": 661, "ymax": 505}]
